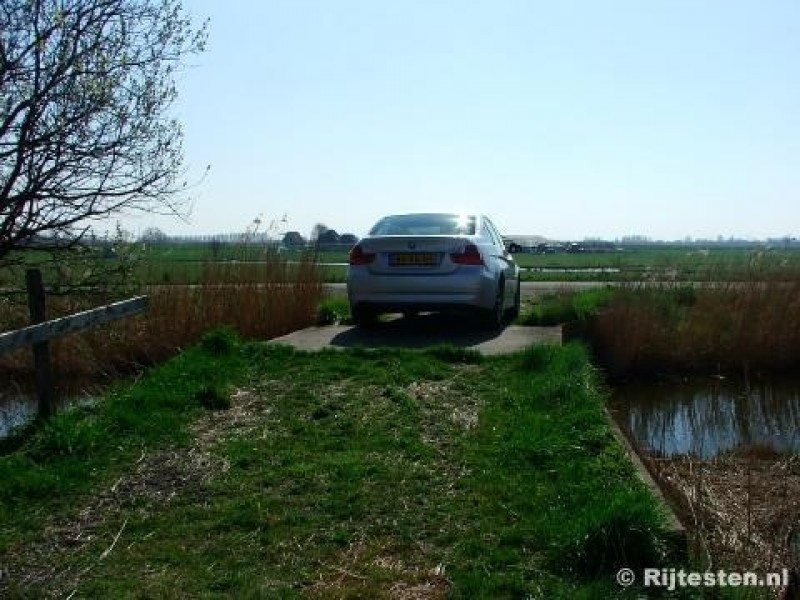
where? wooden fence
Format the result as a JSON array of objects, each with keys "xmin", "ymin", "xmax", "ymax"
[{"xmin": 0, "ymin": 269, "xmax": 149, "ymax": 419}]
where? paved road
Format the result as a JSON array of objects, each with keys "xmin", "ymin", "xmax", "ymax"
[
  {"xmin": 270, "ymin": 313, "xmax": 562, "ymax": 355},
  {"xmin": 279, "ymin": 281, "xmax": 598, "ymax": 354}
]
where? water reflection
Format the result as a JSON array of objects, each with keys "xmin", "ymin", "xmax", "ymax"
[
  {"xmin": 1, "ymin": 381, "xmax": 103, "ymax": 438},
  {"xmin": 0, "ymin": 386, "xmax": 38, "ymax": 438},
  {"xmin": 612, "ymin": 376, "xmax": 800, "ymax": 458}
]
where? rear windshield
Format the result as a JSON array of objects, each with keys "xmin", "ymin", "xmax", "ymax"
[{"xmin": 369, "ymin": 214, "xmax": 476, "ymax": 236}]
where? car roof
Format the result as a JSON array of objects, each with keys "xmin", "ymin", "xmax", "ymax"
[{"xmin": 378, "ymin": 212, "xmax": 480, "ymax": 218}]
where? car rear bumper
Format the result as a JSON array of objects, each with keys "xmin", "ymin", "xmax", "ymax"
[{"xmin": 346, "ymin": 268, "xmax": 497, "ymax": 312}]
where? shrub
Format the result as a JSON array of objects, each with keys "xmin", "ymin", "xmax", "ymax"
[
  {"xmin": 558, "ymin": 496, "xmax": 666, "ymax": 578},
  {"xmin": 200, "ymin": 327, "xmax": 240, "ymax": 356}
]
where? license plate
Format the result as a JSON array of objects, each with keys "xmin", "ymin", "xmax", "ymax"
[{"xmin": 389, "ymin": 252, "xmax": 438, "ymax": 266}]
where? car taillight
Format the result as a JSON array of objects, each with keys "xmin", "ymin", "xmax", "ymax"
[
  {"xmin": 349, "ymin": 244, "xmax": 375, "ymax": 265},
  {"xmin": 451, "ymin": 243, "xmax": 484, "ymax": 266}
]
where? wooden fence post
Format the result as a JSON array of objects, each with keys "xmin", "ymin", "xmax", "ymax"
[
  {"xmin": 25, "ymin": 268, "xmax": 54, "ymax": 419},
  {"xmin": 1, "ymin": 281, "xmax": 148, "ymax": 425}
]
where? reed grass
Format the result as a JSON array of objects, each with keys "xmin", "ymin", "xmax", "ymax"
[
  {"xmin": 638, "ymin": 449, "xmax": 800, "ymax": 586},
  {"xmin": 588, "ymin": 275, "xmax": 800, "ymax": 377},
  {"xmin": 0, "ymin": 249, "xmax": 323, "ymax": 387}
]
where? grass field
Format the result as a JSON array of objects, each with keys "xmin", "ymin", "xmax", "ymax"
[
  {"xmin": 0, "ymin": 338, "xmax": 675, "ymax": 598},
  {"xmin": 137, "ymin": 245, "xmax": 800, "ymax": 284},
  {"xmin": 3, "ymin": 243, "xmax": 799, "ymax": 287}
]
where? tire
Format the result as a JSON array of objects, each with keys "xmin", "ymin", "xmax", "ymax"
[
  {"xmin": 481, "ymin": 280, "xmax": 506, "ymax": 330},
  {"xmin": 507, "ymin": 279, "xmax": 521, "ymax": 321}
]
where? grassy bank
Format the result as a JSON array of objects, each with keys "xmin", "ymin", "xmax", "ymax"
[
  {"xmin": 516, "ymin": 283, "xmax": 800, "ymax": 594},
  {"xmin": 0, "ymin": 339, "xmax": 673, "ymax": 598},
  {"xmin": 519, "ymin": 286, "xmax": 615, "ymax": 326}
]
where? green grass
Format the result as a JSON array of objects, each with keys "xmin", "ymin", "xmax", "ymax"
[
  {"xmin": 0, "ymin": 330, "xmax": 248, "ymax": 547},
  {"xmin": 514, "ymin": 247, "xmax": 800, "ymax": 282},
  {"xmin": 135, "ymin": 245, "xmax": 800, "ymax": 285},
  {"xmin": 140, "ymin": 245, "xmax": 800, "ymax": 285},
  {"xmin": 315, "ymin": 295, "xmax": 351, "ymax": 325},
  {"xmin": 5, "ymin": 243, "xmax": 800, "ymax": 288},
  {"xmin": 0, "ymin": 340, "xmax": 676, "ymax": 598},
  {"xmin": 133, "ymin": 247, "xmax": 349, "ymax": 285},
  {"xmin": 520, "ymin": 287, "xmax": 616, "ymax": 326}
]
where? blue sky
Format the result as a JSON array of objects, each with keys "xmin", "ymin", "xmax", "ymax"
[{"xmin": 131, "ymin": 0, "xmax": 799, "ymax": 241}]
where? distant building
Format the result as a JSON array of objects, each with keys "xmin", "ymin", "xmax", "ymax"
[
  {"xmin": 338, "ymin": 233, "xmax": 359, "ymax": 248},
  {"xmin": 316, "ymin": 229, "xmax": 340, "ymax": 245},
  {"xmin": 282, "ymin": 231, "xmax": 306, "ymax": 247}
]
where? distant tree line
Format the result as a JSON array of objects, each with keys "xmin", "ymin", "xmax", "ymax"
[{"xmin": 132, "ymin": 224, "xmax": 362, "ymax": 252}]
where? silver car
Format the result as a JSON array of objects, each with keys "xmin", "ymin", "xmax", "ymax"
[{"xmin": 347, "ymin": 213, "xmax": 521, "ymax": 327}]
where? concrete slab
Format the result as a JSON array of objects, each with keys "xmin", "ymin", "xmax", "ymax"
[{"xmin": 270, "ymin": 315, "xmax": 561, "ymax": 355}]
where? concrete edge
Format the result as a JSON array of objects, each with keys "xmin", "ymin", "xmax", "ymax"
[{"xmin": 604, "ymin": 407, "xmax": 688, "ymax": 561}]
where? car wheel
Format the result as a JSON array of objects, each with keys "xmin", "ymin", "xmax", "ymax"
[
  {"xmin": 351, "ymin": 304, "xmax": 377, "ymax": 328},
  {"xmin": 482, "ymin": 280, "xmax": 505, "ymax": 330},
  {"xmin": 506, "ymin": 279, "xmax": 521, "ymax": 321}
]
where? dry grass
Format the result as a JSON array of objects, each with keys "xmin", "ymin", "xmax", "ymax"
[
  {"xmin": 590, "ymin": 278, "xmax": 800, "ymax": 376},
  {"xmin": 647, "ymin": 452, "xmax": 800, "ymax": 575},
  {"xmin": 0, "ymin": 252, "xmax": 323, "ymax": 388}
]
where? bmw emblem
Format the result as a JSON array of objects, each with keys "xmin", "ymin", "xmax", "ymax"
[{"xmin": 408, "ymin": 242, "xmax": 416, "ymax": 249}]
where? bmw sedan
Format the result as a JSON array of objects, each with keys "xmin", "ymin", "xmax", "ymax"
[{"xmin": 346, "ymin": 213, "xmax": 521, "ymax": 327}]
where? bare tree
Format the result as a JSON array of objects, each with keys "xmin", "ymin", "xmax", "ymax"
[{"xmin": 0, "ymin": 0, "xmax": 207, "ymax": 263}]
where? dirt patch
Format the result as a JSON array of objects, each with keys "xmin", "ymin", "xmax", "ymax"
[
  {"xmin": 308, "ymin": 538, "xmax": 450, "ymax": 599},
  {"xmin": 650, "ymin": 453, "xmax": 800, "ymax": 573},
  {"xmin": 2, "ymin": 387, "xmax": 271, "ymax": 597},
  {"xmin": 404, "ymin": 371, "xmax": 482, "ymax": 458}
]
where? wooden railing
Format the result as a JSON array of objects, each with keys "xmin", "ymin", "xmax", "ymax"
[{"xmin": 0, "ymin": 269, "xmax": 149, "ymax": 418}]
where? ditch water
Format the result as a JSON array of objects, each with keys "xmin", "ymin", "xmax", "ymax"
[
  {"xmin": 0, "ymin": 390, "xmax": 37, "ymax": 438},
  {"xmin": 612, "ymin": 375, "xmax": 800, "ymax": 459},
  {"xmin": 0, "ymin": 383, "xmax": 100, "ymax": 439}
]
